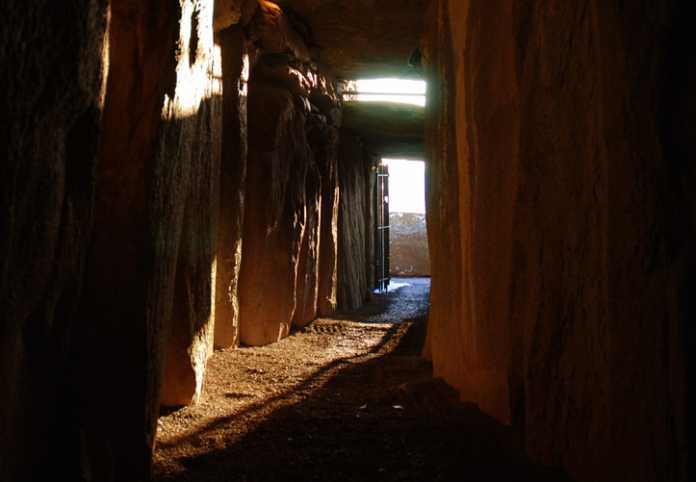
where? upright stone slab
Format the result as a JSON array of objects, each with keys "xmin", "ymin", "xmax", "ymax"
[
  {"xmin": 0, "ymin": 1, "xmax": 108, "ymax": 480},
  {"xmin": 214, "ymin": 25, "xmax": 249, "ymax": 349},
  {"xmin": 337, "ymin": 134, "xmax": 373, "ymax": 311},
  {"xmin": 294, "ymin": 150, "xmax": 322, "ymax": 327},
  {"xmin": 423, "ymin": 2, "xmax": 691, "ymax": 481},
  {"xmin": 78, "ymin": 0, "xmax": 220, "ymax": 477},
  {"xmin": 238, "ymin": 82, "xmax": 310, "ymax": 345},
  {"xmin": 313, "ymin": 120, "xmax": 340, "ymax": 317},
  {"xmin": 160, "ymin": 0, "xmax": 222, "ymax": 407}
]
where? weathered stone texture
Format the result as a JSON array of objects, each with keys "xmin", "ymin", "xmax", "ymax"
[
  {"xmin": 160, "ymin": 0, "xmax": 222, "ymax": 407},
  {"xmin": 248, "ymin": 1, "xmax": 311, "ymax": 62},
  {"xmin": 337, "ymin": 134, "xmax": 373, "ymax": 311},
  {"xmin": 424, "ymin": 0, "xmax": 519, "ymax": 428},
  {"xmin": 214, "ymin": 26, "xmax": 248, "ymax": 349},
  {"xmin": 424, "ymin": 1, "xmax": 691, "ymax": 481},
  {"xmin": 294, "ymin": 151, "xmax": 322, "ymax": 327},
  {"xmin": 5, "ymin": 1, "xmax": 691, "ymax": 482},
  {"xmin": 313, "ymin": 121, "xmax": 340, "ymax": 317},
  {"xmin": 0, "ymin": 1, "xmax": 109, "ymax": 480},
  {"xmin": 214, "ymin": 0, "xmax": 258, "ymax": 32},
  {"xmin": 389, "ymin": 213, "xmax": 430, "ymax": 277},
  {"xmin": 238, "ymin": 80, "xmax": 309, "ymax": 345},
  {"xmin": 77, "ymin": 0, "xmax": 220, "ymax": 477},
  {"xmin": 238, "ymin": 24, "xmax": 341, "ymax": 342}
]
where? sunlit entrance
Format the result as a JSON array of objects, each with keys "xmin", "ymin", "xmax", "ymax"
[{"xmin": 385, "ymin": 158, "xmax": 429, "ymax": 280}]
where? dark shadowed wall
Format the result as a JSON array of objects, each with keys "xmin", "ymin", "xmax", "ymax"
[
  {"xmin": 423, "ymin": 1, "xmax": 692, "ymax": 481},
  {"xmin": 0, "ymin": 1, "xmax": 109, "ymax": 480}
]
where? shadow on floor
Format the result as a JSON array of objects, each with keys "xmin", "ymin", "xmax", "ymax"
[{"xmin": 154, "ymin": 319, "xmax": 574, "ymax": 482}]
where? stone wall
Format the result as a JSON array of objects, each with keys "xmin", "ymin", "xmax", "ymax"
[
  {"xmin": 0, "ymin": 0, "xmax": 371, "ymax": 479},
  {"xmin": 2, "ymin": 1, "xmax": 344, "ymax": 477},
  {"xmin": 314, "ymin": 120, "xmax": 340, "ymax": 317},
  {"xmin": 238, "ymin": 79, "xmax": 310, "ymax": 345},
  {"xmin": 337, "ymin": 134, "xmax": 375, "ymax": 310},
  {"xmin": 214, "ymin": 25, "xmax": 249, "ymax": 349},
  {"xmin": 294, "ymin": 138, "xmax": 323, "ymax": 328},
  {"xmin": 423, "ymin": 1, "xmax": 692, "ymax": 481},
  {"xmin": 157, "ymin": 0, "xmax": 223, "ymax": 408},
  {"xmin": 0, "ymin": 1, "xmax": 109, "ymax": 480},
  {"xmin": 75, "ymin": 0, "xmax": 223, "ymax": 477},
  {"xmin": 389, "ymin": 212, "xmax": 430, "ymax": 277},
  {"xmin": 0, "ymin": 0, "xmax": 226, "ymax": 478},
  {"xmin": 237, "ymin": 42, "xmax": 341, "ymax": 345},
  {"xmin": 4, "ymin": 1, "xmax": 691, "ymax": 481}
]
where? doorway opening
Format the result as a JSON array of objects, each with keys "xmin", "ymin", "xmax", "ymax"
[
  {"xmin": 339, "ymin": 77, "xmax": 429, "ymax": 296},
  {"xmin": 384, "ymin": 158, "xmax": 429, "ymax": 281},
  {"xmin": 371, "ymin": 157, "xmax": 430, "ymax": 319}
]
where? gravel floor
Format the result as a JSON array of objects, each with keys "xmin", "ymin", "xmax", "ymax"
[
  {"xmin": 333, "ymin": 277, "xmax": 431, "ymax": 324},
  {"xmin": 153, "ymin": 280, "xmax": 572, "ymax": 482}
]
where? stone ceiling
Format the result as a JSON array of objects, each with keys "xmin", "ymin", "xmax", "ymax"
[
  {"xmin": 214, "ymin": 0, "xmax": 428, "ymax": 159},
  {"xmin": 342, "ymin": 101, "xmax": 425, "ymax": 159},
  {"xmin": 277, "ymin": 0, "xmax": 429, "ymax": 80},
  {"xmin": 276, "ymin": 1, "xmax": 429, "ymax": 159}
]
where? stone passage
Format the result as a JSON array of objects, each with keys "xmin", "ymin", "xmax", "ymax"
[{"xmin": 1, "ymin": 1, "xmax": 692, "ymax": 482}]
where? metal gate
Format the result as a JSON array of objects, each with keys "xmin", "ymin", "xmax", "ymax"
[{"xmin": 375, "ymin": 163, "xmax": 390, "ymax": 293}]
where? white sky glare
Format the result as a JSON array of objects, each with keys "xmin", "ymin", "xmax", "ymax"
[
  {"xmin": 384, "ymin": 159, "xmax": 426, "ymax": 214},
  {"xmin": 350, "ymin": 78, "xmax": 426, "ymax": 107}
]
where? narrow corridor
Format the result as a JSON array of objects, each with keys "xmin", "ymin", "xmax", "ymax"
[{"xmin": 3, "ymin": 2, "xmax": 691, "ymax": 481}]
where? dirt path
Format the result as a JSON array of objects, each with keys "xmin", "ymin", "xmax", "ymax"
[
  {"xmin": 334, "ymin": 277, "xmax": 431, "ymax": 324},
  {"xmin": 154, "ymin": 281, "xmax": 571, "ymax": 482}
]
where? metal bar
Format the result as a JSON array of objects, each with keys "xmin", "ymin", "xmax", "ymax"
[{"xmin": 374, "ymin": 162, "xmax": 391, "ymax": 293}]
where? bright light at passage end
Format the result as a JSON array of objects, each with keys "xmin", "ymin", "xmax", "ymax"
[
  {"xmin": 351, "ymin": 78, "xmax": 426, "ymax": 106},
  {"xmin": 384, "ymin": 159, "xmax": 426, "ymax": 214}
]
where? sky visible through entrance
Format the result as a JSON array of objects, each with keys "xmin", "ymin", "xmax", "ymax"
[
  {"xmin": 352, "ymin": 78, "xmax": 427, "ymax": 106},
  {"xmin": 384, "ymin": 159, "xmax": 425, "ymax": 214}
]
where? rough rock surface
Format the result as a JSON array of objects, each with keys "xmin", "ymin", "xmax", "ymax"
[
  {"xmin": 293, "ymin": 153, "xmax": 322, "ymax": 327},
  {"xmin": 159, "ymin": 0, "xmax": 222, "ymax": 408},
  {"xmin": 77, "ymin": 0, "xmax": 220, "ymax": 478},
  {"xmin": 389, "ymin": 213, "xmax": 430, "ymax": 277},
  {"xmin": 238, "ymin": 81, "xmax": 309, "ymax": 346},
  {"xmin": 423, "ymin": 1, "xmax": 691, "ymax": 481},
  {"xmin": 4, "ymin": 2, "xmax": 692, "ymax": 482},
  {"xmin": 214, "ymin": 26, "xmax": 248, "ymax": 349},
  {"xmin": 0, "ymin": 1, "xmax": 109, "ymax": 480},
  {"xmin": 313, "ymin": 121, "xmax": 340, "ymax": 316},
  {"xmin": 238, "ymin": 46, "xmax": 341, "ymax": 344},
  {"xmin": 248, "ymin": 1, "xmax": 311, "ymax": 62},
  {"xmin": 214, "ymin": 0, "xmax": 258, "ymax": 32},
  {"xmin": 337, "ymin": 134, "xmax": 374, "ymax": 310}
]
